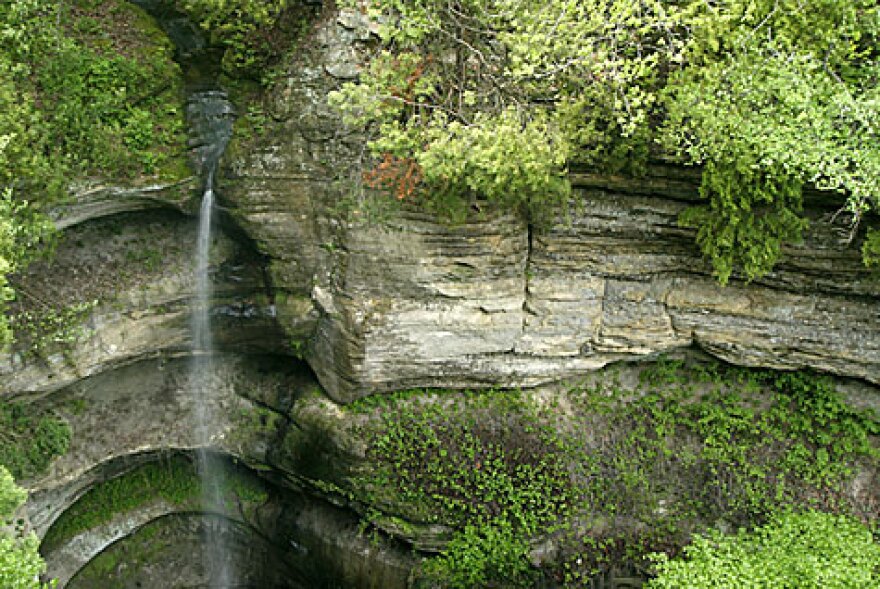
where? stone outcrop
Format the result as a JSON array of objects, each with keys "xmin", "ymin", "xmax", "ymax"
[
  {"xmin": 0, "ymin": 3, "xmax": 876, "ymax": 587},
  {"xmin": 26, "ymin": 351, "xmax": 414, "ymax": 588},
  {"xmin": 1, "ymin": 209, "xmax": 282, "ymax": 398},
  {"xmin": 220, "ymin": 8, "xmax": 879, "ymax": 403},
  {"xmin": 24, "ymin": 355, "xmax": 299, "ymax": 535}
]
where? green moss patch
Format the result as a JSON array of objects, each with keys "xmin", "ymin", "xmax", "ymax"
[
  {"xmin": 41, "ymin": 453, "xmax": 270, "ymax": 554},
  {"xmin": 41, "ymin": 456, "xmax": 199, "ymax": 553},
  {"xmin": 349, "ymin": 359, "xmax": 880, "ymax": 587},
  {"xmin": 0, "ymin": 402, "xmax": 70, "ymax": 481}
]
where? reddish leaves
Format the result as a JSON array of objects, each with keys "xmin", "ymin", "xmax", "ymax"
[{"xmin": 364, "ymin": 153, "xmax": 424, "ymax": 200}]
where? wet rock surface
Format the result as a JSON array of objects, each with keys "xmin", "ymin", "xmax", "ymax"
[
  {"xmin": 2, "ymin": 210, "xmax": 280, "ymax": 397},
  {"xmin": 28, "ymin": 355, "xmax": 415, "ymax": 588}
]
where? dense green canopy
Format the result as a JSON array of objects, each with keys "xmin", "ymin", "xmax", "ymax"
[{"xmin": 332, "ymin": 0, "xmax": 880, "ymax": 283}]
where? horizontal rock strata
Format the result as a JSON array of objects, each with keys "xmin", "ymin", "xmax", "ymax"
[{"xmin": 220, "ymin": 8, "xmax": 879, "ymax": 401}]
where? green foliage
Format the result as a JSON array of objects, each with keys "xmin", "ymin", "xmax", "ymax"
[
  {"xmin": 0, "ymin": 467, "xmax": 25, "ymax": 520},
  {"xmin": 422, "ymin": 521, "xmax": 536, "ymax": 588},
  {"xmin": 0, "ymin": 0, "xmax": 188, "ymax": 348},
  {"xmin": 0, "ymin": 466, "xmax": 53, "ymax": 588},
  {"xmin": 11, "ymin": 300, "xmax": 97, "ymax": 362},
  {"xmin": 41, "ymin": 454, "xmax": 269, "ymax": 553},
  {"xmin": 361, "ymin": 389, "xmax": 572, "ymax": 526},
  {"xmin": 41, "ymin": 456, "xmax": 200, "ymax": 552},
  {"xmin": 177, "ymin": 0, "xmax": 289, "ymax": 75},
  {"xmin": 352, "ymin": 389, "xmax": 571, "ymax": 586},
  {"xmin": 664, "ymin": 44, "xmax": 879, "ymax": 282},
  {"xmin": 864, "ymin": 228, "xmax": 880, "ymax": 267},
  {"xmin": 0, "ymin": 58, "xmax": 56, "ymax": 195},
  {"xmin": 615, "ymin": 362, "xmax": 880, "ymax": 522},
  {"xmin": 331, "ymin": 0, "xmax": 680, "ymax": 222},
  {"xmin": 0, "ymin": 534, "xmax": 48, "ymax": 589},
  {"xmin": 353, "ymin": 360, "xmax": 880, "ymax": 584},
  {"xmin": 1, "ymin": 0, "xmax": 186, "ymax": 183},
  {"xmin": 334, "ymin": 0, "xmax": 880, "ymax": 278},
  {"xmin": 0, "ymin": 187, "xmax": 53, "ymax": 349},
  {"xmin": 0, "ymin": 403, "xmax": 70, "ymax": 481},
  {"xmin": 679, "ymin": 163, "xmax": 806, "ymax": 284},
  {"xmin": 647, "ymin": 511, "xmax": 880, "ymax": 588},
  {"xmin": 416, "ymin": 110, "xmax": 570, "ymax": 223}
]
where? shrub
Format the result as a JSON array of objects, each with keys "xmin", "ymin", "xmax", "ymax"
[
  {"xmin": 647, "ymin": 511, "xmax": 880, "ymax": 588},
  {"xmin": 0, "ymin": 466, "xmax": 53, "ymax": 588}
]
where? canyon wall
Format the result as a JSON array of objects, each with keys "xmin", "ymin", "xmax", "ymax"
[
  {"xmin": 220, "ymin": 8, "xmax": 879, "ymax": 402},
  {"xmin": 0, "ymin": 4, "xmax": 876, "ymax": 587}
]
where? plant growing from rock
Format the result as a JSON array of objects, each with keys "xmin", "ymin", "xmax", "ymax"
[
  {"xmin": 647, "ymin": 511, "xmax": 880, "ymax": 588},
  {"xmin": 349, "ymin": 359, "xmax": 880, "ymax": 585},
  {"xmin": 0, "ymin": 403, "xmax": 70, "ymax": 481},
  {"xmin": 0, "ymin": 466, "xmax": 53, "ymax": 588},
  {"xmin": 0, "ymin": 0, "xmax": 190, "ymax": 346},
  {"xmin": 331, "ymin": 0, "xmax": 880, "ymax": 282}
]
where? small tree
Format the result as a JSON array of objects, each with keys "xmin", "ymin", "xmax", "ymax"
[{"xmin": 0, "ymin": 466, "xmax": 53, "ymax": 588}]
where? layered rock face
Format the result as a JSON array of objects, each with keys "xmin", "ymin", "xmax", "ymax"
[
  {"xmin": 222, "ymin": 9, "xmax": 879, "ymax": 403},
  {"xmin": 1, "ymin": 209, "xmax": 280, "ymax": 397},
  {"xmin": 1, "ymin": 3, "xmax": 876, "ymax": 587},
  {"xmin": 4, "ymin": 203, "xmax": 413, "ymax": 586}
]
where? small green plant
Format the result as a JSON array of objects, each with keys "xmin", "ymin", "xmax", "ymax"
[
  {"xmin": 12, "ymin": 300, "xmax": 97, "ymax": 362},
  {"xmin": 864, "ymin": 228, "xmax": 880, "ymax": 268},
  {"xmin": 0, "ymin": 466, "xmax": 55, "ymax": 588},
  {"xmin": 647, "ymin": 511, "xmax": 880, "ymax": 588},
  {"xmin": 353, "ymin": 359, "xmax": 880, "ymax": 584},
  {"xmin": 423, "ymin": 520, "xmax": 537, "ymax": 588},
  {"xmin": 0, "ymin": 403, "xmax": 70, "ymax": 481}
]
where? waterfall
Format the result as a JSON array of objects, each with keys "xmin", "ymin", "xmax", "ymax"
[
  {"xmin": 193, "ymin": 179, "xmax": 213, "ymax": 357},
  {"xmin": 188, "ymin": 90, "xmax": 234, "ymax": 587}
]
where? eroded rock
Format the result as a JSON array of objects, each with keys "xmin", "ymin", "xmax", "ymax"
[{"xmin": 218, "ymin": 8, "xmax": 879, "ymax": 402}]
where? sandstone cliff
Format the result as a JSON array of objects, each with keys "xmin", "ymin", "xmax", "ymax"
[
  {"xmin": 220, "ymin": 9, "xmax": 879, "ymax": 402},
  {"xmin": 0, "ymin": 4, "xmax": 876, "ymax": 587}
]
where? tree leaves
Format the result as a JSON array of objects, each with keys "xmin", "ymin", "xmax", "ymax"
[
  {"xmin": 663, "ymin": 43, "xmax": 879, "ymax": 280},
  {"xmin": 179, "ymin": 0, "xmax": 289, "ymax": 74},
  {"xmin": 0, "ymin": 466, "xmax": 51, "ymax": 589},
  {"xmin": 333, "ymin": 0, "xmax": 880, "ymax": 280}
]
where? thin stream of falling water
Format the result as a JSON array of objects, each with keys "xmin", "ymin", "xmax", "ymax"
[
  {"xmin": 191, "ymin": 177, "xmax": 234, "ymax": 587},
  {"xmin": 188, "ymin": 88, "xmax": 235, "ymax": 587},
  {"xmin": 193, "ymin": 179, "xmax": 213, "ymax": 357}
]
